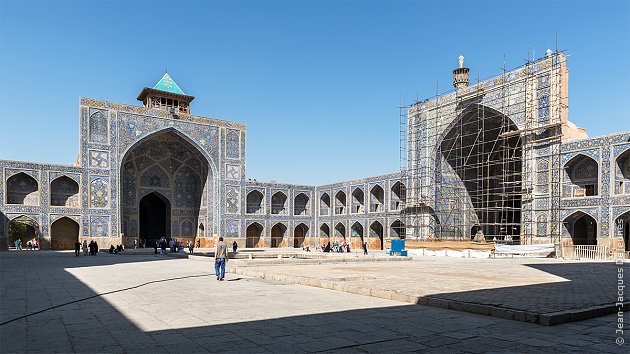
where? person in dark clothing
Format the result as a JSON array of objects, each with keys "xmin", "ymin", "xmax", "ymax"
[
  {"xmin": 362, "ymin": 241, "xmax": 368, "ymax": 255},
  {"xmin": 160, "ymin": 239, "xmax": 167, "ymax": 255},
  {"xmin": 109, "ymin": 245, "xmax": 115, "ymax": 254},
  {"xmin": 324, "ymin": 242, "xmax": 331, "ymax": 253},
  {"xmin": 153, "ymin": 240, "xmax": 158, "ymax": 255},
  {"xmin": 94, "ymin": 242, "xmax": 99, "ymax": 255},
  {"xmin": 232, "ymin": 241, "xmax": 238, "ymax": 253},
  {"xmin": 89, "ymin": 241, "xmax": 94, "ymax": 255},
  {"xmin": 74, "ymin": 242, "xmax": 81, "ymax": 256}
]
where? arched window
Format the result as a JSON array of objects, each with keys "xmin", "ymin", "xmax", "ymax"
[
  {"xmin": 50, "ymin": 176, "xmax": 79, "ymax": 207},
  {"xmin": 294, "ymin": 193, "xmax": 309, "ymax": 215},
  {"xmin": 6, "ymin": 172, "xmax": 39, "ymax": 205},
  {"xmin": 563, "ymin": 154, "xmax": 599, "ymax": 197},
  {"xmin": 335, "ymin": 191, "xmax": 346, "ymax": 215},
  {"xmin": 246, "ymin": 190, "xmax": 264, "ymax": 214},
  {"xmin": 271, "ymin": 191, "xmax": 288, "ymax": 215},
  {"xmin": 320, "ymin": 193, "xmax": 331, "ymax": 215},
  {"xmin": 351, "ymin": 188, "xmax": 365, "ymax": 213},
  {"xmin": 391, "ymin": 182, "xmax": 406, "ymax": 210},
  {"xmin": 370, "ymin": 185, "xmax": 384, "ymax": 212}
]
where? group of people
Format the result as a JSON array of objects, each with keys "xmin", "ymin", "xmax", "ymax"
[
  {"xmin": 152, "ymin": 237, "xmax": 191, "ymax": 255},
  {"xmin": 74, "ymin": 240, "xmax": 99, "ymax": 256},
  {"xmin": 108, "ymin": 244, "xmax": 125, "ymax": 254},
  {"xmin": 319, "ymin": 240, "xmax": 369, "ymax": 255},
  {"xmin": 12, "ymin": 239, "xmax": 38, "ymax": 250}
]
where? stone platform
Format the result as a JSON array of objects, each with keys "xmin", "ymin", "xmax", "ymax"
[{"xmin": 223, "ymin": 254, "xmax": 629, "ymax": 325}]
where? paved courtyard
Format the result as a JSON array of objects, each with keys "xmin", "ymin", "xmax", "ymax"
[{"xmin": 0, "ymin": 251, "xmax": 627, "ymax": 353}]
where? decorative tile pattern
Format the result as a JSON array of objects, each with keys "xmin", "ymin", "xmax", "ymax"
[
  {"xmin": 226, "ymin": 186, "xmax": 239, "ymax": 214},
  {"xmin": 88, "ymin": 150, "xmax": 109, "ymax": 168},
  {"xmin": 89, "ymin": 109, "xmax": 109, "ymax": 144},
  {"xmin": 225, "ymin": 129, "xmax": 240, "ymax": 159},
  {"xmin": 226, "ymin": 164, "xmax": 241, "ymax": 180},
  {"xmin": 90, "ymin": 216, "xmax": 109, "ymax": 237},
  {"xmin": 90, "ymin": 177, "xmax": 109, "ymax": 208}
]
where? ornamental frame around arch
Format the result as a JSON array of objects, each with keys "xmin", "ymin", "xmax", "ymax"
[{"xmin": 118, "ymin": 127, "xmax": 219, "ymax": 237}]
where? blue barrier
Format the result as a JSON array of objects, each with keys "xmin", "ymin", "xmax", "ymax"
[{"xmin": 389, "ymin": 239, "xmax": 408, "ymax": 256}]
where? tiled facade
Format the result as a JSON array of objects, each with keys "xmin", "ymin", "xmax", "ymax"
[{"xmin": 0, "ymin": 95, "xmax": 406, "ymax": 250}]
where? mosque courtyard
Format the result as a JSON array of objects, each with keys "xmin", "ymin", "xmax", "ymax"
[{"xmin": 0, "ymin": 250, "xmax": 625, "ymax": 353}]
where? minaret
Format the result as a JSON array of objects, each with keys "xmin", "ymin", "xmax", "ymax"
[{"xmin": 453, "ymin": 55, "xmax": 470, "ymax": 90}]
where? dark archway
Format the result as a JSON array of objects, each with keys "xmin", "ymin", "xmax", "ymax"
[
  {"xmin": 351, "ymin": 222, "xmax": 364, "ymax": 241},
  {"xmin": 564, "ymin": 211, "xmax": 597, "ymax": 246},
  {"xmin": 50, "ymin": 217, "xmax": 79, "ymax": 250},
  {"xmin": 437, "ymin": 104, "xmax": 522, "ymax": 240},
  {"xmin": 615, "ymin": 211, "xmax": 630, "ymax": 252},
  {"xmin": 271, "ymin": 223, "xmax": 287, "ymax": 248},
  {"xmin": 370, "ymin": 221, "xmax": 384, "ymax": 250},
  {"xmin": 615, "ymin": 149, "xmax": 630, "ymax": 194},
  {"xmin": 246, "ymin": 222, "xmax": 263, "ymax": 248},
  {"xmin": 7, "ymin": 216, "xmax": 39, "ymax": 249},
  {"xmin": 320, "ymin": 223, "xmax": 330, "ymax": 239},
  {"xmin": 139, "ymin": 192, "xmax": 171, "ymax": 244},
  {"xmin": 294, "ymin": 223, "xmax": 308, "ymax": 248},
  {"xmin": 334, "ymin": 222, "xmax": 346, "ymax": 239}
]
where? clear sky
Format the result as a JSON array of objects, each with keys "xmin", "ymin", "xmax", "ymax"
[{"xmin": 1, "ymin": 0, "xmax": 628, "ymax": 185}]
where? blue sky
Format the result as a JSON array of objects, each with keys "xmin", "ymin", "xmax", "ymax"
[{"xmin": 0, "ymin": 0, "xmax": 628, "ymax": 185}]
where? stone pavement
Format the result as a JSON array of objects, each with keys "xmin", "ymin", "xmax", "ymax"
[
  {"xmin": 0, "ymin": 251, "xmax": 627, "ymax": 353},
  {"xmin": 227, "ymin": 255, "xmax": 629, "ymax": 325}
]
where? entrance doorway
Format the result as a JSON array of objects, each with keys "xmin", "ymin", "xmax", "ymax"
[{"xmin": 139, "ymin": 192, "xmax": 171, "ymax": 245}]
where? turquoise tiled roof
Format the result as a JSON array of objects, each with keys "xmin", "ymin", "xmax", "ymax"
[{"xmin": 153, "ymin": 73, "xmax": 185, "ymax": 95}]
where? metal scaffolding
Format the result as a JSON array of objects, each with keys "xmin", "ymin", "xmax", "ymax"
[{"xmin": 399, "ymin": 52, "xmax": 565, "ymax": 245}]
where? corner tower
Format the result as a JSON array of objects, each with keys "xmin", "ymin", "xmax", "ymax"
[{"xmin": 137, "ymin": 73, "xmax": 195, "ymax": 114}]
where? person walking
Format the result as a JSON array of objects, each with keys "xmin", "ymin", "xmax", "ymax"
[
  {"xmin": 153, "ymin": 240, "xmax": 158, "ymax": 255},
  {"xmin": 232, "ymin": 241, "xmax": 238, "ymax": 253},
  {"xmin": 133, "ymin": 239, "xmax": 138, "ymax": 250},
  {"xmin": 188, "ymin": 241, "xmax": 194, "ymax": 254},
  {"xmin": 82, "ymin": 240, "xmax": 88, "ymax": 256},
  {"xmin": 74, "ymin": 241, "xmax": 81, "ymax": 256},
  {"xmin": 363, "ymin": 241, "xmax": 368, "ymax": 255},
  {"xmin": 214, "ymin": 237, "xmax": 228, "ymax": 281}
]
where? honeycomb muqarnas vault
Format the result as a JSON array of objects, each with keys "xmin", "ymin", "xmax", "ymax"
[{"xmin": 1, "ymin": 51, "xmax": 629, "ymax": 252}]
